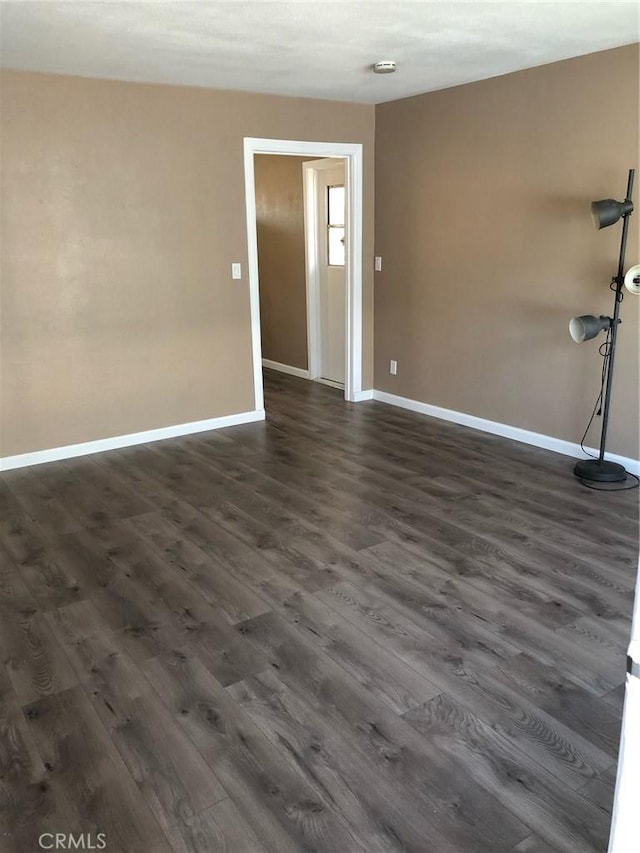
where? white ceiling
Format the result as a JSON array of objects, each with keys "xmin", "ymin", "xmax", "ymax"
[{"xmin": 1, "ymin": 1, "xmax": 638, "ymax": 104}]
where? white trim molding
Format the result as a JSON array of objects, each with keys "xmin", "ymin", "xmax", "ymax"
[
  {"xmin": 243, "ymin": 137, "xmax": 364, "ymax": 406},
  {"xmin": 609, "ymin": 557, "xmax": 640, "ymax": 853},
  {"xmin": 302, "ymin": 159, "xmax": 322, "ymax": 383},
  {"xmin": 372, "ymin": 389, "xmax": 640, "ymax": 475},
  {"xmin": 262, "ymin": 359, "xmax": 310, "ymax": 379},
  {"xmin": 0, "ymin": 409, "xmax": 265, "ymax": 472},
  {"xmin": 314, "ymin": 377, "xmax": 344, "ymax": 390},
  {"xmin": 609, "ymin": 671, "xmax": 640, "ymax": 853},
  {"xmin": 352, "ymin": 389, "xmax": 374, "ymax": 402}
]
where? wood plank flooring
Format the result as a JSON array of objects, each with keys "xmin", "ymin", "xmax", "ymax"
[{"xmin": 1, "ymin": 368, "xmax": 637, "ymax": 853}]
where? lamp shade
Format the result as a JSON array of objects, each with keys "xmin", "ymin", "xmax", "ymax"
[
  {"xmin": 591, "ymin": 198, "xmax": 634, "ymax": 229},
  {"xmin": 624, "ymin": 264, "xmax": 640, "ymax": 295},
  {"xmin": 569, "ymin": 314, "xmax": 611, "ymax": 343}
]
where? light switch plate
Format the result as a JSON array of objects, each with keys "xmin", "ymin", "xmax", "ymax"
[
  {"xmin": 375, "ymin": 256, "xmax": 382, "ymax": 271},
  {"xmin": 232, "ymin": 263, "xmax": 242, "ymax": 279}
]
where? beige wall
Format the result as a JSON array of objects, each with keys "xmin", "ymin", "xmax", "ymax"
[
  {"xmin": 3, "ymin": 49, "xmax": 638, "ymax": 462},
  {"xmin": 255, "ymin": 154, "xmax": 309, "ymax": 370},
  {"xmin": 0, "ymin": 71, "xmax": 375, "ymax": 457},
  {"xmin": 375, "ymin": 45, "xmax": 639, "ymax": 460}
]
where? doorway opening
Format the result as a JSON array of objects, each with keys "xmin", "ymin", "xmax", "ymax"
[{"xmin": 243, "ymin": 138, "xmax": 364, "ymax": 411}]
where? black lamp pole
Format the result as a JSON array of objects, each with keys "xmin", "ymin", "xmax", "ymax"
[{"xmin": 574, "ymin": 168, "xmax": 635, "ymax": 483}]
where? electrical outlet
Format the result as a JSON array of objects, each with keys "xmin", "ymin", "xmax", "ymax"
[
  {"xmin": 389, "ymin": 360, "xmax": 397, "ymax": 375},
  {"xmin": 231, "ymin": 263, "xmax": 242, "ymax": 279},
  {"xmin": 375, "ymin": 256, "xmax": 382, "ymax": 271}
]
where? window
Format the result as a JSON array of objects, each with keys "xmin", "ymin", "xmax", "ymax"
[{"xmin": 327, "ymin": 185, "xmax": 345, "ymax": 266}]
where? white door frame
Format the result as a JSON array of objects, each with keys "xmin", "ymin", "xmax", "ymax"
[
  {"xmin": 243, "ymin": 137, "xmax": 364, "ymax": 408},
  {"xmin": 302, "ymin": 157, "xmax": 345, "ymax": 386},
  {"xmin": 608, "ymin": 557, "xmax": 640, "ymax": 853}
]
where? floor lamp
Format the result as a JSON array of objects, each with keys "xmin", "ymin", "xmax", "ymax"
[{"xmin": 569, "ymin": 168, "xmax": 635, "ymax": 483}]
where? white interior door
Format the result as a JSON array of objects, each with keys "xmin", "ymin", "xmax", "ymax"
[{"xmin": 316, "ymin": 160, "xmax": 346, "ymax": 385}]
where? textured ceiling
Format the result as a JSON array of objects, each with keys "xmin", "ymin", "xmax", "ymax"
[{"xmin": 1, "ymin": 1, "xmax": 638, "ymax": 103}]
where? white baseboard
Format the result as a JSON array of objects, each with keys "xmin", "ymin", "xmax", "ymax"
[
  {"xmin": 0, "ymin": 409, "xmax": 266, "ymax": 472},
  {"xmin": 315, "ymin": 377, "xmax": 344, "ymax": 390},
  {"xmin": 352, "ymin": 389, "xmax": 374, "ymax": 401},
  {"xmin": 4, "ymin": 389, "xmax": 636, "ymax": 477},
  {"xmin": 372, "ymin": 389, "xmax": 640, "ymax": 476},
  {"xmin": 262, "ymin": 359, "xmax": 310, "ymax": 379}
]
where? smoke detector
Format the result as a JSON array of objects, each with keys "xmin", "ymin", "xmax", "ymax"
[{"xmin": 372, "ymin": 60, "xmax": 396, "ymax": 74}]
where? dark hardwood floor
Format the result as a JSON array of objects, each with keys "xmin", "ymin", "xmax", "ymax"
[{"xmin": 1, "ymin": 368, "xmax": 638, "ymax": 852}]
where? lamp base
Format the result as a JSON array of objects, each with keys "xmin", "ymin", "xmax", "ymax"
[{"xmin": 573, "ymin": 459, "xmax": 627, "ymax": 482}]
